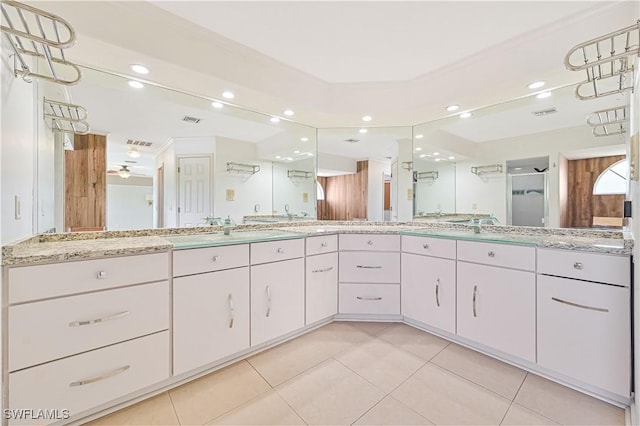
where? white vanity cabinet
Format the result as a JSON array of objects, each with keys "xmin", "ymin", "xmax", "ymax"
[
  {"xmin": 250, "ymin": 239, "xmax": 305, "ymax": 346},
  {"xmin": 401, "ymin": 236, "xmax": 456, "ymax": 333},
  {"xmin": 338, "ymin": 234, "xmax": 401, "ymax": 316},
  {"xmin": 6, "ymin": 253, "xmax": 171, "ymax": 424},
  {"xmin": 537, "ymin": 249, "xmax": 631, "ymax": 397},
  {"xmin": 456, "ymin": 241, "xmax": 536, "ymax": 362},
  {"xmin": 305, "ymin": 235, "xmax": 338, "ymax": 324},
  {"xmin": 172, "ymin": 244, "xmax": 250, "ymax": 375}
]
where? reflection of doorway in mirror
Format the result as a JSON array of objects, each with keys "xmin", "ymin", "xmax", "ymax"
[
  {"xmin": 157, "ymin": 164, "xmax": 164, "ymax": 228},
  {"xmin": 177, "ymin": 156, "xmax": 212, "ymax": 227},
  {"xmin": 383, "ymin": 179, "xmax": 391, "ymax": 221}
]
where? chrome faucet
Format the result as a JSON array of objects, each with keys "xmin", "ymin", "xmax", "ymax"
[
  {"xmin": 222, "ymin": 216, "xmax": 236, "ymax": 235},
  {"xmin": 469, "ymin": 219, "xmax": 482, "ymax": 234}
]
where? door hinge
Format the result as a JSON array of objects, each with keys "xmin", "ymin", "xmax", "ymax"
[
  {"xmin": 177, "ymin": 167, "xmax": 180, "ymax": 173},
  {"xmin": 178, "ymin": 207, "xmax": 181, "ymax": 213}
]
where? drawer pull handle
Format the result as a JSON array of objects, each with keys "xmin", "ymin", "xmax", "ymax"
[
  {"xmin": 228, "ymin": 293, "xmax": 235, "ymax": 328},
  {"xmin": 321, "ymin": 242, "xmax": 327, "ymax": 247},
  {"xmin": 356, "ymin": 265, "xmax": 383, "ymax": 269},
  {"xmin": 212, "ymin": 255, "xmax": 220, "ymax": 262},
  {"xmin": 357, "ymin": 296, "xmax": 382, "ymax": 301},
  {"xmin": 423, "ymin": 243, "xmax": 429, "ymax": 249},
  {"xmin": 435, "ymin": 278, "xmax": 440, "ymax": 307},
  {"xmin": 69, "ymin": 311, "xmax": 130, "ymax": 327},
  {"xmin": 487, "ymin": 251, "xmax": 495, "ymax": 258},
  {"xmin": 277, "ymin": 248, "xmax": 284, "ymax": 254},
  {"xmin": 472, "ymin": 285, "xmax": 478, "ymax": 317},
  {"xmin": 266, "ymin": 285, "xmax": 272, "ymax": 318},
  {"xmin": 551, "ymin": 297, "xmax": 608, "ymax": 313},
  {"xmin": 367, "ymin": 240, "xmax": 374, "ymax": 245},
  {"xmin": 96, "ymin": 271, "xmax": 107, "ymax": 279},
  {"xmin": 312, "ymin": 266, "xmax": 334, "ymax": 273},
  {"xmin": 573, "ymin": 262, "xmax": 583, "ymax": 270},
  {"xmin": 69, "ymin": 365, "xmax": 131, "ymax": 387}
]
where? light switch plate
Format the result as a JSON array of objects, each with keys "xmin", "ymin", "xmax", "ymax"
[
  {"xmin": 226, "ymin": 189, "xmax": 235, "ymax": 201},
  {"xmin": 14, "ymin": 195, "xmax": 21, "ymax": 219},
  {"xmin": 302, "ymin": 192, "xmax": 308, "ymax": 202},
  {"xmin": 407, "ymin": 188, "xmax": 413, "ymax": 200}
]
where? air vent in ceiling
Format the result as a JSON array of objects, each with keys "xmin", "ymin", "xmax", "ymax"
[
  {"xmin": 126, "ymin": 139, "xmax": 153, "ymax": 147},
  {"xmin": 344, "ymin": 138, "xmax": 360, "ymax": 143},
  {"xmin": 182, "ymin": 115, "xmax": 201, "ymax": 124},
  {"xmin": 533, "ymin": 108, "xmax": 558, "ymax": 117},
  {"xmin": 124, "ymin": 160, "xmax": 137, "ymax": 164}
]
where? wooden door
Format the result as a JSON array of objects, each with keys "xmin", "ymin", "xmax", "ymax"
[{"xmin": 178, "ymin": 156, "xmax": 211, "ymax": 227}]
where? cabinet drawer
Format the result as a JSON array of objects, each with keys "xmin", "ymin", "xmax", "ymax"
[
  {"xmin": 9, "ymin": 281, "xmax": 169, "ymax": 372},
  {"xmin": 9, "ymin": 331, "xmax": 169, "ymax": 425},
  {"xmin": 306, "ymin": 252, "xmax": 338, "ymax": 324},
  {"xmin": 173, "ymin": 244, "xmax": 249, "ymax": 277},
  {"xmin": 537, "ymin": 248, "xmax": 629, "ymax": 286},
  {"xmin": 339, "ymin": 234, "xmax": 400, "ymax": 251},
  {"xmin": 457, "ymin": 240, "xmax": 535, "ymax": 271},
  {"xmin": 401, "ymin": 235, "xmax": 456, "ymax": 259},
  {"xmin": 339, "ymin": 283, "xmax": 400, "ymax": 315},
  {"xmin": 8, "ymin": 252, "xmax": 169, "ymax": 304},
  {"xmin": 251, "ymin": 238, "xmax": 304, "ymax": 265},
  {"xmin": 537, "ymin": 275, "xmax": 630, "ymax": 396},
  {"xmin": 306, "ymin": 234, "xmax": 338, "ymax": 256},
  {"xmin": 339, "ymin": 252, "xmax": 400, "ymax": 283}
]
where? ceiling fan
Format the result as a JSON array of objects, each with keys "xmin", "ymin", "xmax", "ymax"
[{"xmin": 107, "ymin": 165, "xmax": 146, "ymax": 179}]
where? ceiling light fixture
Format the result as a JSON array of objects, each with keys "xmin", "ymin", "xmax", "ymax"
[
  {"xmin": 300, "ymin": 137, "xmax": 309, "ymax": 142},
  {"xmin": 433, "ymin": 152, "xmax": 440, "ymax": 156},
  {"xmin": 128, "ymin": 81, "xmax": 144, "ymax": 89},
  {"xmin": 294, "ymin": 150, "xmax": 300, "ymax": 154},
  {"xmin": 528, "ymin": 81, "xmax": 546, "ymax": 89},
  {"xmin": 419, "ymin": 154, "xmax": 427, "ymax": 158},
  {"xmin": 359, "ymin": 128, "xmax": 368, "ymax": 134},
  {"xmin": 222, "ymin": 91, "xmax": 235, "ymax": 99},
  {"xmin": 362, "ymin": 115, "xmax": 372, "ymax": 122},
  {"xmin": 307, "ymin": 153, "xmax": 313, "ymax": 156},
  {"xmin": 118, "ymin": 165, "xmax": 131, "ymax": 179},
  {"xmin": 514, "ymin": 167, "xmax": 523, "ymax": 170},
  {"xmin": 435, "ymin": 158, "xmax": 441, "ymax": 162},
  {"xmin": 212, "ymin": 101, "xmax": 223, "ymax": 109},
  {"xmin": 275, "ymin": 156, "xmax": 281, "ymax": 159},
  {"xmin": 448, "ymin": 156, "xmax": 455, "ymax": 160},
  {"xmin": 127, "ymin": 147, "xmax": 141, "ymax": 158},
  {"xmin": 536, "ymin": 91, "xmax": 552, "ymax": 99},
  {"xmin": 415, "ymin": 147, "xmax": 422, "ymax": 151},
  {"xmin": 270, "ymin": 117, "xmax": 281, "ymax": 123},
  {"xmin": 283, "ymin": 109, "xmax": 294, "ymax": 116},
  {"xmin": 415, "ymin": 134, "xmax": 424, "ymax": 139},
  {"xmin": 446, "ymin": 105, "xmax": 460, "ymax": 112},
  {"xmin": 130, "ymin": 64, "xmax": 149, "ymax": 75},
  {"xmin": 460, "ymin": 112, "xmax": 472, "ymax": 118}
]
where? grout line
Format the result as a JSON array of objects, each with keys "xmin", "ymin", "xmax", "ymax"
[
  {"xmin": 166, "ymin": 390, "xmax": 182, "ymax": 425},
  {"xmin": 499, "ymin": 373, "xmax": 529, "ymax": 425},
  {"xmin": 246, "ymin": 358, "xmax": 275, "ymax": 389}
]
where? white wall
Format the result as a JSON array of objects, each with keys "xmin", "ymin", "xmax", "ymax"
[
  {"xmin": 272, "ymin": 158, "xmax": 316, "ymax": 217},
  {"xmin": 415, "ymin": 162, "xmax": 456, "ymax": 214},
  {"xmin": 107, "ymin": 177, "xmax": 153, "ymax": 231},
  {"xmin": 395, "ymin": 138, "xmax": 413, "ymax": 221},
  {"xmin": 367, "ymin": 159, "xmax": 389, "ymax": 221}
]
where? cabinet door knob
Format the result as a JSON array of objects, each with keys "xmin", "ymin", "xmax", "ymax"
[
  {"xmin": 212, "ymin": 255, "xmax": 220, "ymax": 262},
  {"xmin": 321, "ymin": 242, "xmax": 327, "ymax": 247},
  {"xmin": 277, "ymin": 248, "xmax": 284, "ymax": 254},
  {"xmin": 487, "ymin": 251, "xmax": 495, "ymax": 258},
  {"xmin": 573, "ymin": 262, "xmax": 583, "ymax": 270},
  {"xmin": 367, "ymin": 240, "xmax": 374, "ymax": 245},
  {"xmin": 96, "ymin": 271, "xmax": 107, "ymax": 279},
  {"xmin": 423, "ymin": 243, "xmax": 429, "ymax": 249}
]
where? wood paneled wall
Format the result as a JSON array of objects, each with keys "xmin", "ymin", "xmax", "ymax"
[
  {"xmin": 317, "ymin": 161, "xmax": 368, "ymax": 220},
  {"xmin": 566, "ymin": 155, "xmax": 624, "ymax": 228},
  {"xmin": 65, "ymin": 134, "xmax": 106, "ymax": 231}
]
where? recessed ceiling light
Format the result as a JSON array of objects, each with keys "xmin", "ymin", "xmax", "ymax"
[
  {"xmin": 285, "ymin": 157, "xmax": 293, "ymax": 161},
  {"xmin": 270, "ymin": 117, "xmax": 281, "ymax": 123},
  {"xmin": 212, "ymin": 101, "xmax": 223, "ymax": 109},
  {"xmin": 433, "ymin": 152, "xmax": 440, "ymax": 156},
  {"xmin": 415, "ymin": 134, "xmax": 424, "ymax": 139},
  {"xmin": 130, "ymin": 64, "xmax": 149, "ymax": 75},
  {"xmin": 435, "ymin": 158, "xmax": 441, "ymax": 162},
  {"xmin": 362, "ymin": 115, "xmax": 372, "ymax": 122},
  {"xmin": 446, "ymin": 105, "xmax": 460, "ymax": 112},
  {"xmin": 419, "ymin": 154, "xmax": 427, "ymax": 158},
  {"xmin": 294, "ymin": 150, "xmax": 300, "ymax": 154},
  {"xmin": 460, "ymin": 112, "xmax": 472, "ymax": 118},
  {"xmin": 359, "ymin": 128, "xmax": 368, "ymax": 134},
  {"xmin": 528, "ymin": 81, "xmax": 546, "ymax": 89},
  {"xmin": 300, "ymin": 137, "xmax": 309, "ymax": 142},
  {"xmin": 128, "ymin": 80, "xmax": 144, "ymax": 89},
  {"xmin": 275, "ymin": 156, "xmax": 281, "ymax": 159},
  {"xmin": 514, "ymin": 167, "xmax": 523, "ymax": 170},
  {"xmin": 448, "ymin": 156, "xmax": 455, "ymax": 160},
  {"xmin": 283, "ymin": 109, "xmax": 294, "ymax": 116},
  {"xmin": 127, "ymin": 147, "xmax": 141, "ymax": 158},
  {"xmin": 536, "ymin": 91, "xmax": 552, "ymax": 99},
  {"xmin": 307, "ymin": 152, "xmax": 313, "ymax": 156},
  {"xmin": 222, "ymin": 91, "xmax": 235, "ymax": 99},
  {"xmin": 415, "ymin": 147, "xmax": 423, "ymax": 151}
]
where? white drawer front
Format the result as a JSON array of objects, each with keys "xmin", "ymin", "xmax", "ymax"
[
  {"xmin": 306, "ymin": 252, "xmax": 338, "ymax": 324},
  {"xmin": 9, "ymin": 252, "xmax": 169, "ymax": 304},
  {"xmin": 339, "ymin": 283, "xmax": 400, "ymax": 315},
  {"xmin": 339, "ymin": 234, "xmax": 400, "ymax": 252},
  {"xmin": 9, "ymin": 331, "xmax": 169, "ymax": 425},
  {"xmin": 251, "ymin": 238, "xmax": 304, "ymax": 265},
  {"xmin": 173, "ymin": 244, "xmax": 249, "ymax": 277},
  {"xmin": 401, "ymin": 235, "xmax": 456, "ymax": 259},
  {"xmin": 457, "ymin": 240, "xmax": 535, "ymax": 271},
  {"xmin": 339, "ymin": 252, "xmax": 400, "ymax": 283},
  {"xmin": 306, "ymin": 234, "xmax": 338, "ymax": 256},
  {"xmin": 538, "ymin": 275, "xmax": 630, "ymax": 396},
  {"xmin": 9, "ymin": 281, "xmax": 169, "ymax": 372},
  {"xmin": 537, "ymin": 248, "xmax": 629, "ymax": 286}
]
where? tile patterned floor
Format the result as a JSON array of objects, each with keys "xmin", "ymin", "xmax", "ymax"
[{"xmin": 86, "ymin": 322, "xmax": 625, "ymax": 426}]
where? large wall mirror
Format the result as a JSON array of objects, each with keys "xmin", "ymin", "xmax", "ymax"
[
  {"xmin": 411, "ymin": 83, "xmax": 629, "ymax": 228},
  {"xmin": 37, "ymin": 66, "xmax": 318, "ymax": 232}
]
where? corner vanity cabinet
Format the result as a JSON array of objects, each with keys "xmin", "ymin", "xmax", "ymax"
[{"xmin": 6, "ymin": 253, "xmax": 171, "ymax": 425}]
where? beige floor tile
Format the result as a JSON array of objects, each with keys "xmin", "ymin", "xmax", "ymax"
[
  {"xmin": 344, "ymin": 321, "xmax": 395, "ymax": 336},
  {"xmin": 169, "ymin": 361, "xmax": 271, "ymax": 425},
  {"xmin": 377, "ymin": 323, "xmax": 450, "ymax": 361},
  {"xmin": 431, "ymin": 343, "xmax": 527, "ymax": 399},
  {"xmin": 208, "ymin": 391, "xmax": 305, "ymax": 425},
  {"xmin": 276, "ymin": 359, "xmax": 385, "ymax": 425},
  {"xmin": 391, "ymin": 363, "xmax": 510, "ymax": 425},
  {"xmin": 335, "ymin": 338, "xmax": 425, "ymax": 392},
  {"xmin": 500, "ymin": 403, "xmax": 559, "ymax": 425},
  {"xmin": 84, "ymin": 393, "xmax": 179, "ymax": 426},
  {"xmin": 514, "ymin": 374, "xmax": 625, "ymax": 425},
  {"xmin": 354, "ymin": 396, "xmax": 434, "ymax": 425},
  {"xmin": 301, "ymin": 321, "xmax": 372, "ymax": 350}
]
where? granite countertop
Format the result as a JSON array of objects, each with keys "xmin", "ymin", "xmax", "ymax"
[{"xmin": 1, "ymin": 221, "xmax": 632, "ymax": 266}]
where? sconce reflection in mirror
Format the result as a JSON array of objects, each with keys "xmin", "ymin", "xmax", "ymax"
[
  {"xmin": 413, "ymin": 170, "xmax": 439, "ymax": 181},
  {"xmin": 587, "ymin": 105, "xmax": 628, "ymax": 137},
  {"xmin": 471, "ymin": 164, "xmax": 503, "ymax": 176}
]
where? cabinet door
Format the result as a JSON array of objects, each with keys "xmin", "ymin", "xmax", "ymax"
[
  {"xmin": 173, "ymin": 267, "xmax": 250, "ymax": 375},
  {"xmin": 251, "ymin": 258, "xmax": 305, "ymax": 346},
  {"xmin": 538, "ymin": 274, "xmax": 630, "ymax": 396},
  {"xmin": 457, "ymin": 261, "xmax": 535, "ymax": 362},
  {"xmin": 306, "ymin": 252, "xmax": 338, "ymax": 325},
  {"xmin": 401, "ymin": 253, "xmax": 455, "ymax": 333}
]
